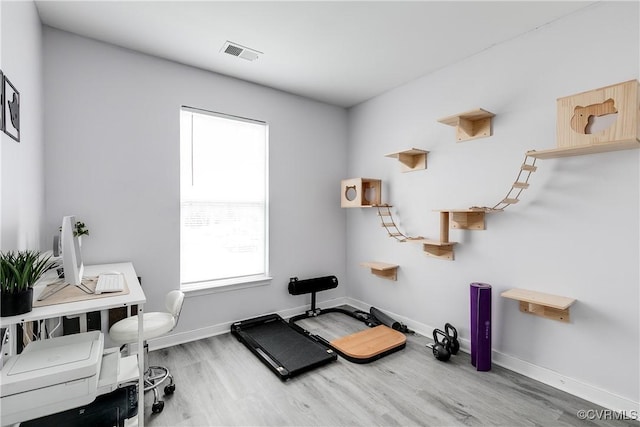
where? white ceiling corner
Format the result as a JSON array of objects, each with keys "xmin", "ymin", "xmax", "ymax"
[{"xmin": 34, "ymin": 1, "xmax": 597, "ymax": 108}]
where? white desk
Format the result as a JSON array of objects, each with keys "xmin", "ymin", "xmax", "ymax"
[{"xmin": 0, "ymin": 262, "xmax": 146, "ymax": 427}]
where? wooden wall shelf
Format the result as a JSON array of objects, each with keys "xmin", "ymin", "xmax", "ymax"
[
  {"xmin": 360, "ymin": 262, "xmax": 398, "ymax": 281},
  {"xmin": 437, "ymin": 108, "xmax": 495, "ymax": 142},
  {"xmin": 501, "ymin": 288, "xmax": 576, "ymax": 322},
  {"xmin": 410, "ymin": 239, "xmax": 456, "ymax": 261},
  {"xmin": 385, "ymin": 148, "xmax": 429, "ymax": 172},
  {"xmin": 527, "ymin": 140, "xmax": 639, "ymax": 159},
  {"xmin": 436, "ymin": 209, "xmax": 496, "ymax": 230}
]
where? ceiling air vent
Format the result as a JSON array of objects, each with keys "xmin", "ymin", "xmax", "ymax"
[{"xmin": 221, "ymin": 41, "xmax": 262, "ymax": 62}]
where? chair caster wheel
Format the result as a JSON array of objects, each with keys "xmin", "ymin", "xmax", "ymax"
[
  {"xmin": 152, "ymin": 401, "xmax": 164, "ymax": 414},
  {"xmin": 164, "ymin": 384, "xmax": 176, "ymax": 395}
]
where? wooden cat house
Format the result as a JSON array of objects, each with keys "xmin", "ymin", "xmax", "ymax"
[
  {"xmin": 528, "ymin": 79, "xmax": 640, "ymax": 158},
  {"xmin": 340, "ymin": 178, "xmax": 381, "ymax": 208}
]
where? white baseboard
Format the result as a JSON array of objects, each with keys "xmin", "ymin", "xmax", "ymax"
[
  {"xmin": 147, "ymin": 296, "xmax": 351, "ymax": 351},
  {"xmin": 492, "ymin": 350, "xmax": 639, "ymax": 414},
  {"xmin": 345, "ymin": 297, "xmax": 639, "ymax": 413},
  {"xmin": 149, "ymin": 296, "xmax": 639, "ymax": 414}
]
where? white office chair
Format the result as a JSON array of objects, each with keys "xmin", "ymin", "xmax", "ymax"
[{"xmin": 109, "ymin": 290, "xmax": 185, "ymax": 414}]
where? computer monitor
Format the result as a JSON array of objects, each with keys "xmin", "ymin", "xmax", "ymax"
[{"xmin": 61, "ymin": 215, "xmax": 84, "ymax": 286}]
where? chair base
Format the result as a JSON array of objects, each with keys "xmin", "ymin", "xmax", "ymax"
[
  {"xmin": 145, "ymin": 365, "xmax": 175, "ymax": 414},
  {"xmin": 119, "ymin": 344, "xmax": 176, "ymax": 415}
]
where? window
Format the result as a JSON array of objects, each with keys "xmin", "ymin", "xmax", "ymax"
[{"xmin": 180, "ymin": 107, "xmax": 269, "ymax": 291}]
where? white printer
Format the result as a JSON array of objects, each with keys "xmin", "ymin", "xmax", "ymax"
[{"xmin": 0, "ymin": 331, "xmax": 104, "ymax": 426}]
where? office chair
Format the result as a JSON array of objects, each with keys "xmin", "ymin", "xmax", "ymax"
[{"xmin": 109, "ymin": 290, "xmax": 185, "ymax": 414}]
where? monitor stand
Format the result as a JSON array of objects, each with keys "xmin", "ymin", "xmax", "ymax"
[{"xmin": 37, "ymin": 281, "xmax": 93, "ymax": 302}]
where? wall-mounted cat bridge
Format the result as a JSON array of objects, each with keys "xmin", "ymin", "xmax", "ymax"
[
  {"xmin": 343, "ymin": 152, "xmax": 539, "ymax": 261},
  {"xmin": 345, "ymin": 79, "xmax": 639, "ymax": 266}
]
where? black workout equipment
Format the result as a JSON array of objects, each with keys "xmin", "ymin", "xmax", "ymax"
[
  {"xmin": 288, "ymin": 276, "xmax": 407, "ymax": 364},
  {"xmin": 232, "ymin": 275, "xmax": 407, "ymax": 379},
  {"xmin": 444, "ymin": 323, "xmax": 459, "ymax": 355},
  {"xmin": 288, "ymin": 275, "xmax": 338, "ymax": 296},
  {"xmin": 370, "ymin": 306, "xmax": 413, "ymax": 333},
  {"xmin": 429, "ymin": 323, "xmax": 460, "ymax": 362},
  {"xmin": 288, "ymin": 276, "xmax": 411, "ymax": 331},
  {"xmin": 230, "ymin": 313, "xmax": 337, "ymax": 381},
  {"xmin": 432, "ymin": 329, "xmax": 452, "ymax": 362},
  {"xmin": 288, "ymin": 276, "xmax": 373, "ymax": 322}
]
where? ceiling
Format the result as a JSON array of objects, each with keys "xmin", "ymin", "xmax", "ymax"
[{"xmin": 35, "ymin": 1, "xmax": 596, "ymax": 108}]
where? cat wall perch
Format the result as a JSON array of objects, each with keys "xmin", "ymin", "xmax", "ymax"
[
  {"xmin": 501, "ymin": 289, "xmax": 576, "ymax": 323},
  {"xmin": 384, "ymin": 148, "xmax": 429, "ymax": 172},
  {"xmin": 437, "ymin": 108, "xmax": 495, "ymax": 142}
]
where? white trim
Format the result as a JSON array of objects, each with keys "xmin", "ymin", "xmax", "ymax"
[
  {"xmin": 179, "ymin": 107, "xmax": 269, "ymax": 292},
  {"xmin": 181, "ymin": 105, "xmax": 266, "ymax": 125},
  {"xmin": 148, "ymin": 296, "xmax": 639, "ymax": 414},
  {"xmin": 181, "ymin": 275, "xmax": 272, "ymax": 296},
  {"xmin": 342, "ymin": 297, "xmax": 639, "ymax": 413},
  {"xmin": 492, "ymin": 350, "xmax": 639, "ymax": 414},
  {"xmin": 147, "ymin": 296, "xmax": 350, "ymax": 350}
]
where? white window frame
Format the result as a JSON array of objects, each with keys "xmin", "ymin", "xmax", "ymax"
[{"xmin": 179, "ymin": 106, "xmax": 270, "ymax": 294}]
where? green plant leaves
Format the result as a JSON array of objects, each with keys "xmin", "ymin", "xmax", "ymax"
[{"xmin": 0, "ymin": 250, "xmax": 59, "ymax": 294}]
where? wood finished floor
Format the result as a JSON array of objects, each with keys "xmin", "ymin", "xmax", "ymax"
[{"xmin": 145, "ymin": 312, "xmax": 635, "ymax": 427}]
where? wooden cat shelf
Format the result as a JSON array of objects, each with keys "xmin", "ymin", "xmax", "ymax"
[
  {"xmin": 360, "ymin": 262, "xmax": 398, "ymax": 281},
  {"xmin": 501, "ymin": 288, "xmax": 576, "ymax": 323},
  {"xmin": 437, "ymin": 209, "xmax": 494, "ymax": 230},
  {"xmin": 410, "ymin": 211, "xmax": 458, "ymax": 260},
  {"xmin": 528, "ymin": 79, "xmax": 639, "ymax": 159},
  {"xmin": 438, "ymin": 108, "xmax": 495, "ymax": 142},
  {"xmin": 385, "ymin": 148, "xmax": 429, "ymax": 172},
  {"xmin": 410, "ymin": 239, "xmax": 457, "ymax": 261},
  {"xmin": 408, "ymin": 210, "xmax": 494, "ymax": 260}
]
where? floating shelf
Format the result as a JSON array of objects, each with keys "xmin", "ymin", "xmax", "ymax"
[
  {"xmin": 360, "ymin": 262, "xmax": 398, "ymax": 281},
  {"xmin": 435, "ymin": 209, "xmax": 499, "ymax": 230},
  {"xmin": 385, "ymin": 148, "xmax": 429, "ymax": 172},
  {"xmin": 437, "ymin": 108, "xmax": 495, "ymax": 142},
  {"xmin": 526, "ymin": 140, "xmax": 640, "ymax": 159},
  {"xmin": 410, "ymin": 239, "xmax": 457, "ymax": 261},
  {"xmin": 501, "ymin": 288, "xmax": 576, "ymax": 323}
]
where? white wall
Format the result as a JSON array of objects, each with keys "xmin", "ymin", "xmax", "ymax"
[
  {"xmin": 0, "ymin": 1, "xmax": 44, "ymax": 250},
  {"xmin": 16, "ymin": 0, "xmax": 639, "ymax": 413},
  {"xmin": 347, "ymin": 2, "xmax": 638, "ymax": 410},
  {"xmin": 42, "ymin": 28, "xmax": 348, "ymax": 334}
]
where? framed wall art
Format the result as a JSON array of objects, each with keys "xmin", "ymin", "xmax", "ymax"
[
  {"xmin": 3, "ymin": 74, "xmax": 20, "ymax": 142},
  {"xmin": 0, "ymin": 69, "xmax": 4, "ymax": 133}
]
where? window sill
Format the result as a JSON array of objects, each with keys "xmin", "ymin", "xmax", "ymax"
[{"xmin": 180, "ymin": 275, "xmax": 272, "ymax": 297}]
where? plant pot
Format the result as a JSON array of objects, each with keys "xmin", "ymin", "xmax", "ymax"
[{"xmin": 1, "ymin": 288, "xmax": 33, "ymax": 317}]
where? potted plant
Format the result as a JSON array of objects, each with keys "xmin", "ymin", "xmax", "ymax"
[
  {"xmin": 73, "ymin": 221, "xmax": 89, "ymax": 237},
  {"xmin": 58, "ymin": 220, "xmax": 89, "ymax": 247},
  {"xmin": 0, "ymin": 250, "xmax": 58, "ymax": 317}
]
